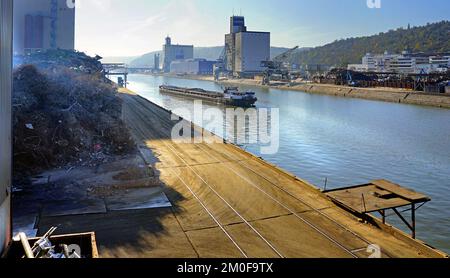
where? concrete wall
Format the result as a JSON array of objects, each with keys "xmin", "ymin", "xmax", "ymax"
[
  {"xmin": 235, "ymin": 32, "xmax": 270, "ymax": 73},
  {"xmin": 0, "ymin": 0, "xmax": 13, "ymax": 256},
  {"xmin": 277, "ymin": 83, "xmax": 450, "ymax": 109},
  {"xmin": 13, "ymin": 0, "xmax": 75, "ymax": 55}
]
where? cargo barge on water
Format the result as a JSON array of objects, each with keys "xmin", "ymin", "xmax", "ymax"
[{"xmin": 159, "ymin": 85, "xmax": 257, "ymax": 107}]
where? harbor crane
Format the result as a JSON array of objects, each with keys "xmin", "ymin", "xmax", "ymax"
[
  {"xmin": 261, "ymin": 46, "xmax": 299, "ymax": 85},
  {"xmin": 214, "ymin": 47, "xmax": 229, "ymax": 81}
]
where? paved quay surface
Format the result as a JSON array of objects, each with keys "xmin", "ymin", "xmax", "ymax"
[{"xmin": 101, "ymin": 88, "xmax": 445, "ymax": 258}]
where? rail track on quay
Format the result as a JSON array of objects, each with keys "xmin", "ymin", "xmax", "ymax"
[
  {"xmin": 126, "ymin": 93, "xmax": 358, "ymax": 258},
  {"xmin": 118, "ymin": 88, "xmax": 447, "ymax": 258}
]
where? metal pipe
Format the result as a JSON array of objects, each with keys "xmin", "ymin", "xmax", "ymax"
[{"xmin": 19, "ymin": 233, "xmax": 34, "ymax": 259}]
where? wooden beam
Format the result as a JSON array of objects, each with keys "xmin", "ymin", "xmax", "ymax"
[
  {"xmin": 379, "ymin": 210, "xmax": 386, "ymax": 224},
  {"xmin": 372, "ymin": 179, "xmax": 430, "ymax": 202},
  {"xmin": 393, "ymin": 208, "xmax": 414, "ymax": 238}
]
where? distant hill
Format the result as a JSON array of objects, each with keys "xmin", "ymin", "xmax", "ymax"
[
  {"xmin": 128, "ymin": 51, "xmax": 162, "ymax": 67},
  {"xmin": 129, "ymin": 46, "xmax": 223, "ymax": 68},
  {"xmin": 128, "ymin": 46, "xmax": 295, "ymax": 68},
  {"xmin": 288, "ymin": 20, "xmax": 450, "ymax": 67}
]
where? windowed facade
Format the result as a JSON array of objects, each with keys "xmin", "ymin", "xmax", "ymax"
[
  {"xmin": 13, "ymin": 0, "xmax": 75, "ymax": 55},
  {"xmin": 0, "ymin": 0, "xmax": 13, "ymax": 256}
]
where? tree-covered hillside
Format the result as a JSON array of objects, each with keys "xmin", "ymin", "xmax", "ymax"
[{"xmin": 289, "ymin": 21, "xmax": 450, "ymax": 67}]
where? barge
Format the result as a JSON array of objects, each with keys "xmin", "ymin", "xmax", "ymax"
[{"xmin": 159, "ymin": 85, "xmax": 257, "ymax": 107}]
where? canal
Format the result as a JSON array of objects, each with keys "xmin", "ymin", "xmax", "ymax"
[{"xmin": 127, "ymin": 74, "xmax": 450, "ymax": 253}]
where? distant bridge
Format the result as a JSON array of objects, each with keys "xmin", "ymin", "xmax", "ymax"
[{"xmin": 102, "ymin": 63, "xmax": 129, "ymax": 87}]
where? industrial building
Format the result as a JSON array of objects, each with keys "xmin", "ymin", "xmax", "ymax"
[
  {"xmin": 161, "ymin": 36, "xmax": 193, "ymax": 73},
  {"xmin": 0, "ymin": 0, "xmax": 13, "ymax": 256},
  {"xmin": 154, "ymin": 53, "xmax": 160, "ymax": 72},
  {"xmin": 225, "ymin": 16, "xmax": 270, "ymax": 77},
  {"xmin": 430, "ymin": 55, "xmax": 450, "ymax": 72},
  {"xmin": 13, "ymin": 0, "xmax": 75, "ymax": 55},
  {"xmin": 348, "ymin": 51, "xmax": 450, "ymax": 74},
  {"xmin": 170, "ymin": 59, "xmax": 215, "ymax": 75}
]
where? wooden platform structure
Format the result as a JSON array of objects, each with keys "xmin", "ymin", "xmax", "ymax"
[{"xmin": 324, "ymin": 180, "xmax": 431, "ymax": 239}]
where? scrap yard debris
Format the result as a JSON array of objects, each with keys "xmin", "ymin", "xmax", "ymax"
[
  {"xmin": 14, "ymin": 49, "xmax": 104, "ymax": 74},
  {"xmin": 19, "ymin": 227, "xmax": 81, "ymax": 259},
  {"xmin": 13, "ymin": 49, "xmax": 136, "ymax": 178}
]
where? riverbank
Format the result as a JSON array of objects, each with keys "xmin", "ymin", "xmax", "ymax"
[{"xmin": 148, "ymin": 73, "xmax": 450, "ymax": 109}]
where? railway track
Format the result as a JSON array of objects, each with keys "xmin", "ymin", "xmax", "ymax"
[
  {"xmin": 118, "ymin": 91, "xmax": 447, "ymax": 258},
  {"xmin": 123, "ymin": 95, "xmax": 283, "ymax": 257},
  {"xmin": 195, "ymin": 143, "xmax": 392, "ymax": 257},
  {"xmin": 123, "ymin": 94, "xmax": 364, "ymax": 258}
]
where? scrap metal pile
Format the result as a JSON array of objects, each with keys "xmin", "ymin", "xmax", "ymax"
[
  {"xmin": 314, "ymin": 69, "xmax": 375, "ymax": 87},
  {"xmin": 14, "ymin": 49, "xmax": 104, "ymax": 74},
  {"xmin": 19, "ymin": 227, "xmax": 81, "ymax": 259},
  {"xmin": 326, "ymin": 68, "xmax": 376, "ymax": 82},
  {"xmin": 316, "ymin": 68, "xmax": 450, "ymax": 91},
  {"xmin": 12, "ymin": 50, "xmax": 136, "ymax": 178}
]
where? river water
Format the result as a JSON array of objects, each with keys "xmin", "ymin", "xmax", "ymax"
[{"xmin": 127, "ymin": 74, "xmax": 450, "ymax": 253}]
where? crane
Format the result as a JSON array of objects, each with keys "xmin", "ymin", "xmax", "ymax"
[
  {"xmin": 261, "ymin": 46, "xmax": 299, "ymax": 85},
  {"xmin": 274, "ymin": 46, "xmax": 299, "ymax": 64},
  {"xmin": 214, "ymin": 47, "xmax": 228, "ymax": 81}
]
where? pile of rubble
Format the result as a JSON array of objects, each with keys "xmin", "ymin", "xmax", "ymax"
[
  {"xmin": 14, "ymin": 49, "xmax": 104, "ymax": 74},
  {"xmin": 13, "ymin": 50, "xmax": 135, "ymax": 178},
  {"xmin": 325, "ymin": 68, "xmax": 376, "ymax": 82},
  {"xmin": 18, "ymin": 227, "xmax": 82, "ymax": 259}
]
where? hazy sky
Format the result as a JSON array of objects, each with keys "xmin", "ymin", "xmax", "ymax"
[{"xmin": 75, "ymin": 0, "xmax": 450, "ymax": 57}]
